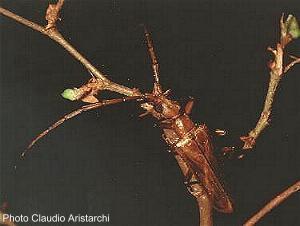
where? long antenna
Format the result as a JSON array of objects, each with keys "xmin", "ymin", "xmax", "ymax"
[{"xmin": 143, "ymin": 25, "xmax": 161, "ymax": 90}]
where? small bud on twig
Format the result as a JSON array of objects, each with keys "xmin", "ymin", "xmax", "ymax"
[
  {"xmin": 61, "ymin": 88, "xmax": 79, "ymax": 101},
  {"xmin": 45, "ymin": 0, "xmax": 64, "ymax": 30},
  {"xmin": 285, "ymin": 15, "xmax": 300, "ymax": 39}
]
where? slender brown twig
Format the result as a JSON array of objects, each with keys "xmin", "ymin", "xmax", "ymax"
[
  {"xmin": 0, "ymin": 6, "xmax": 137, "ymax": 97},
  {"xmin": 174, "ymin": 155, "xmax": 213, "ymax": 226},
  {"xmin": 244, "ymin": 181, "xmax": 300, "ymax": 226},
  {"xmin": 284, "ymin": 55, "xmax": 300, "ymax": 73},
  {"xmin": 2, "ymin": 3, "xmax": 299, "ymax": 226},
  {"xmin": 0, "ymin": 5, "xmax": 218, "ymax": 222},
  {"xmin": 1, "ymin": 5, "xmax": 216, "ymax": 223},
  {"xmin": 45, "ymin": 0, "xmax": 64, "ymax": 29},
  {"xmin": 197, "ymin": 195, "xmax": 213, "ymax": 226},
  {"xmin": 241, "ymin": 15, "xmax": 300, "ymax": 149}
]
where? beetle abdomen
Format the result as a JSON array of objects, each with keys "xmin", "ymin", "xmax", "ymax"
[{"xmin": 161, "ymin": 114, "xmax": 233, "ymax": 213}]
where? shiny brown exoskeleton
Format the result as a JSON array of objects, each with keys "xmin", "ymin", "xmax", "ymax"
[
  {"xmin": 22, "ymin": 25, "xmax": 233, "ymax": 214},
  {"xmin": 142, "ymin": 26, "xmax": 233, "ymax": 213}
]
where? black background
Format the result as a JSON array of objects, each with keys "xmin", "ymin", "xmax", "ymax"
[{"xmin": 1, "ymin": 0, "xmax": 300, "ymax": 225}]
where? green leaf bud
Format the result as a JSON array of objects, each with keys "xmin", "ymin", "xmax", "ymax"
[
  {"xmin": 286, "ymin": 15, "xmax": 300, "ymax": 39},
  {"xmin": 61, "ymin": 88, "xmax": 78, "ymax": 101}
]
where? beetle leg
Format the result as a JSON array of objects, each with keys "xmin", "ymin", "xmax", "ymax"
[
  {"xmin": 214, "ymin": 129, "xmax": 226, "ymax": 136},
  {"xmin": 184, "ymin": 97, "xmax": 195, "ymax": 115}
]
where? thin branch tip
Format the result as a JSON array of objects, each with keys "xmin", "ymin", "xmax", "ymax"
[
  {"xmin": 45, "ymin": 0, "xmax": 65, "ymax": 30},
  {"xmin": 241, "ymin": 13, "xmax": 299, "ymax": 150},
  {"xmin": 244, "ymin": 181, "xmax": 300, "ymax": 226},
  {"xmin": 0, "ymin": 6, "xmax": 137, "ymax": 97}
]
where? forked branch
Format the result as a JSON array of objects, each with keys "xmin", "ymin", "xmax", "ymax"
[
  {"xmin": 2, "ymin": 3, "xmax": 299, "ymax": 226},
  {"xmin": 1, "ymin": 4, "xmax": 216, "ymax": 226},
  {"xmin": 0, "ymin": 4, "xmax": 137, "ymax": 97}
]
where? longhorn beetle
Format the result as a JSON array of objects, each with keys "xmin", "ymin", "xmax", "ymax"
[
  {"xmin": 2, "ymin": 2, "xmax": 300, "ymax": 225},
  {"xmin": 19, "ymin": 26, "xmax": 233, "ymax": 213}
]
